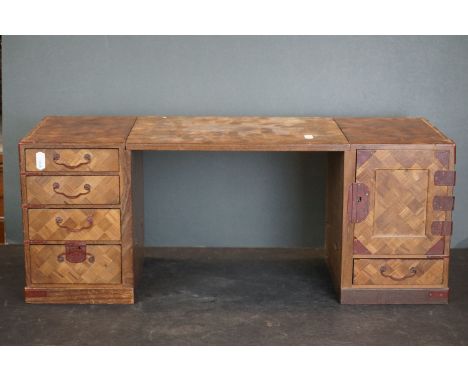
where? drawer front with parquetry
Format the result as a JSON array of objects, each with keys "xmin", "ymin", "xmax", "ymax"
[
  {"xmin": 30, "ymin": 244, "xmax": 122, "ymax": 284},
  {"xmin": 28, "ymin": 209, "xmax": 121, "ymax": 241},
  {"xmin": 25, "ymin": 149, "xmax": 119, "ymax": 172},
  {"xmin": 353, "ymin": 258, "xmax": 444, "ymax": 286},
  {"xmin": 26, "ymin": 175, "xmax": 120, "ymax": 205}
]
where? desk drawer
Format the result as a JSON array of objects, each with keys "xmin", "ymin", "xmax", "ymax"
[
  {"xmin": 30, "ymin": 244, "xmax": 121, "ymax": 284},
  {"xmin": 26, "ymin": 175, "xmax": 120, "ymax": 205},
  {"xmin": 28, "ymin": 209, "xmax": 121, "ymax": 241},
  {"xmin": 25, "ymin": 149, "xmax": 119, "ymax": 172},
  {"xmin": 353, "ymin": 259, "xmax": 444, "ymax": 286}
]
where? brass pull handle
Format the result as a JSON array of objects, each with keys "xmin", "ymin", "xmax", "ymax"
[
  {"xmin": 53, "ymin": 153, "xmax": 92, "ymax": 169},
  {"xmin": 57, "ymin": 253, "xmax": 95, "ymax": 264},
  {"xmin": 380, "ymin": 266, "xmax": 417, "ymax": 281},
  {"xmin": 53, "ymin": 182, "xmax": 91, "ymax": 199},
  {"xmin": 55, "ymin": 216, "xmax": 94, "ymax": 232}
]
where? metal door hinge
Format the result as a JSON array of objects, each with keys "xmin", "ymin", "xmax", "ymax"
[
  {"xmin": 431, "ymin": 221, "xmax": 453, "ymax": 236},
  {"xmin": 434, "ymin": 171, "xmax": 456, "ymax": 186},
  {"xmin": 433, "ymin": 196, "xmax": 455, "ymax": 211},
  {"xmin": 435, "ymin": 151, "xmax": 450, "ymax": 168}
]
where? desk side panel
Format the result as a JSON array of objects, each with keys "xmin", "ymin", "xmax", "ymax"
[
  {"xmin": 325, "ymin": 152, "xmax": 344, "ymax": 293},
  {"xmin": 132, "ymin": 151, "xmax": 145, "ymax": 286},
  {"xmin": 325, "ymin": 149, "xmax": 356, "ymax": 296},
  {"xmin": 120, "ymin": 149, "xmax": 144, "ymax": 289}
]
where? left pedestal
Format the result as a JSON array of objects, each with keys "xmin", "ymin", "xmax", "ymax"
[{"xmin": 19, "ymin": 117, "xmax": 143, "ymax": 304}]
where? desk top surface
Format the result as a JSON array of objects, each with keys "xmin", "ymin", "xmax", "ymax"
[
  {"xmin": 126, "ymin": 116, "xmax": 349, "ymax": 151},
  {"xmin": 22, "ymin": 116, "xmax": 136, "ymax": 144},
  {"xmin": 21, "ymin": 116, "xmax": 453, "ymax": 150}
]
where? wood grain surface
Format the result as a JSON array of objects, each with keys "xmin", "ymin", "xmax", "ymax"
[
  {"xmin": 25, "ymin": 148, "xmax": 119, "ymax": 172},
  {"xmin": 335, "ymin": 117, "xmax": 453, "ymax": 144},
  {"xmin": 354, "ymin": 149, "xmax": 451, "ymax": 256},
  {"xmin": 26, "ymin": 175, "xmax": 120, "ymax": 205},
  {"xmin": 353, "ymin": 258, "xmax": 444, "ymax": 286},
  {"xmin": 21, "ymin": 116, "xmax": 136, "ymax": 144},
  {"xmin": 126, "ymin": 116, "xmax": 349, "ymax": 151},
  {"xmin": 18, "ymin": 115, "xmax": 456, "ymax": 305},
  {"xmin": 28, "ymin": 208, "xmax": 121, "ymax": 241},
  {"xmin": 30, "ymin": 244, "xmax": 122, "ymax": 284},
  {"xmin": 24, "ymin": 286, "xmax": 134, "ymax": 304}
]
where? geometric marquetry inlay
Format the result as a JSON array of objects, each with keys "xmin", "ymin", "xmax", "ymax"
[
  {"xmin": 25, "ymin": 149, "xmax": 119, "ymax": 172},
  {"xmin": 355, "ymin": 150, "xmax": 452, "ymax": 256},
  {"xmin": 18, "ymin": 116, "xmax": 456, "ymax": 305},
  {"xmin": 374, "ymin": 169, "xmax": 428, "ymax": 237},
  {"xmin": 353, "ymin": 258, "xmax": 444, "ymax": 286},
  {"xmin": 26, "ymin": 175, "xmax": 120, "ymax": 205},
  {"xmin": 28, "ymin": 209, "xmax": 121, "ymax": 241},
  {"xmin": 30, "ymin": 245, "xmax": 121, "ymax": 284}
]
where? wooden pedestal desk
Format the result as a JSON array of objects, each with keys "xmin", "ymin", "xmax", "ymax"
[{"xmin": 19, "ymin": 116, "xmax": 456, "ymax": 304}]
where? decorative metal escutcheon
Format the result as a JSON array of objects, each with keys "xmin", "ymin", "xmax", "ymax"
[
  {"xmin": 57, "ymin": 242, "xmax": 94, "ymax": 263},
  {"xmin": 348, "ymin": 183, "xmax": 370, "ymax": 223}
]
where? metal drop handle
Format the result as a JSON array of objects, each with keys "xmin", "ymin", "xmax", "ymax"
[
  {"xmin": 55, "ymin": 216, "xmax": 94, "ymax": 232},
  {"xmin": 53, "ymin": 152, "xmax": 92, "ymax": 169},
  {"xmin": 380, "ymin": 266, "xmax": 417, "ymax": 281},
  {"xmin": 53, "ymin": 182, "xmax": 91, "ymax": 199}
]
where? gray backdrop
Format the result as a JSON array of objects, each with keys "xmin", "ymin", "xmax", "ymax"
[{"xmin": 2, "ymin": 36, "xmax": 468, "ymax": 247}]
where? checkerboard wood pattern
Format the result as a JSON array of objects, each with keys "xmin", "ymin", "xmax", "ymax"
[
  {"xmin": 28, "ymin": 209, "xmax": 121, "ymax": 241},
  {"xmin": 353, "ymin": 258, "xmax": 444, "ymax": 286},
  {"xmin": 354, "ymin": 150, "xmax": 452, "ymax": 255},
  {"xmin": 30, "ymin": 245, "xmax": 122, "ymax": 284}
]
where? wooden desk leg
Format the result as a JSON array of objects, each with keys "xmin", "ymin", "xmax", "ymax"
[
  {"xmin": 325, "ymin": 149, "xmax": 356, "ymax": 302},
  {"xmin": 131, "ymin": 150, "xmax": 145, "ymax": 285},
  {"xmin": 341, "ymin": 149, "xmax": 357, "ymax": 293},
  {"xmin": 121, "ymin": 149, "xmax": 145, "ymax": 299}
]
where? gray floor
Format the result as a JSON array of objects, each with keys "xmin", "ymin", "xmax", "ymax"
[{"xmin": 0, "ymin": 245, "xmax": 467, "ymax": 345}]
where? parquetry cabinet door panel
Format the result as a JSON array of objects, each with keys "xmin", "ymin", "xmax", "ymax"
[{"xmin": 352, "ymin": 150, "xmax": 454, "ymax": 256}]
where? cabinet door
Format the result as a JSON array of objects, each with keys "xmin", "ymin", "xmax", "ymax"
[{"xmin": 353, "ymin": 149, "xmax": 454, "ymax": 256}]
